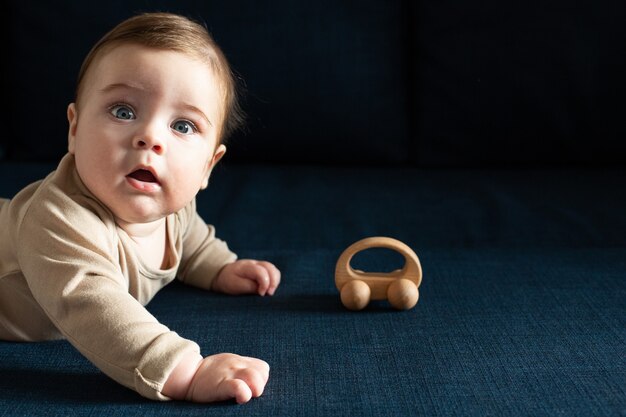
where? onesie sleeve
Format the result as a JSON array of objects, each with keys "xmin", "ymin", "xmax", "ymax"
[
  {"xmin": 177, "ymin": 199, "xmax": 237, "ymax": 290},
  {"xmin": 16, "ymin": 191, "xmax": 198, "ymax": 401}
]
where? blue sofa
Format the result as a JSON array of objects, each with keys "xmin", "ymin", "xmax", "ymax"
[{"xmin": 2, "ymin": 1, "xmax": 625, "ymax": 416}]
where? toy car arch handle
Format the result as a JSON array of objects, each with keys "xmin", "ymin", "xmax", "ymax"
[{"xmin": 335, "ymin": 236, "xmax": 422, "ymax": 301}]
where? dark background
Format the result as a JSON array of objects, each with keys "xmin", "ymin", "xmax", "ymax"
[{"xmin": 2, "ymin": 0, "xmax": 625, "ymax": 168}]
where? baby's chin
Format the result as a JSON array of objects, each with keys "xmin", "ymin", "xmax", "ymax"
[{"xmin": 107, "ymin": 194, "xmax": 195, "ymax": 230}]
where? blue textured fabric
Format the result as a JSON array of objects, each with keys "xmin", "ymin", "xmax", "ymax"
[
  {"xmin": 1, "ymin": 162, "xmax": 625, "ymax": 416},
  {"xmin": 1, "ymin": 248, "xmax": 625, "ymax": 416},
  {"xmin": 198, "ymin": 164, "xmax": 626, "ymax": 251}
]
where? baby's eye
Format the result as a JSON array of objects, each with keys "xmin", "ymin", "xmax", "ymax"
[
  {"xmin": 171, "ymin": 120, "xmax": 197, "ymax": 135},
  {"xmin": 109, "ymin": 105, "xmax": 135, "ymax": 120}
]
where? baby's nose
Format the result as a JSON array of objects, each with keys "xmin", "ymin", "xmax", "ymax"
[{"xmin": 134, "ymin": 136, "xmax": 165, "ymax": 155}]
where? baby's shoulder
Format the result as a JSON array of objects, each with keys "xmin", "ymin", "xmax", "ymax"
[{"xmin": 17, "ymin": 171, "xmax": 117, "ymax": 248}]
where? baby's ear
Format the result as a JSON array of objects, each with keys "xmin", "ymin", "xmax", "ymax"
[
  {"xmin": 67, "ymin": 103, "xmax": 78, "ymax": 154},
  {"xmin": 200, "ymin": 144, "xmax": 227, "ymax": 189},
  {"xmin": 211, "ymin": 144, "xmax": 227, "ymax": 166}
]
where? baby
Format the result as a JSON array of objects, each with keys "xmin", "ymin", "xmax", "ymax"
[{"xmin": 0, "ymin": 12, "xmax": 280, "ymax": 404}]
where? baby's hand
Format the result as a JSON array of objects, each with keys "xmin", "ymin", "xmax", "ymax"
[
  {"xmin": 186, "ymin": 353, "xmax": 270, "ymax": 404},
  {"xmin": 212, "ymin": 260, "xmax": 281, "ymax": 296},
  {"xmin": 162, "ymin": 352, "xmax": 269, "ymax": 403}
]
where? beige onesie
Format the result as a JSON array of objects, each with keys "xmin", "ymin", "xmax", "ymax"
[{"xmin": 0, "ymin": 153, "xmax": 237, "ymax": 400}]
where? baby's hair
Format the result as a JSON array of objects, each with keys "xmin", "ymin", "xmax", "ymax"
[{"xmin": 75, "ymin": 12, "xmax": 244, "ymax": 144}]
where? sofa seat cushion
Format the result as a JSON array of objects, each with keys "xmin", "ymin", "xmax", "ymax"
[
  {"xmin": 1, "ymin": 163, "xmax": 624, "ymax": 415},
  {"xmin": 1, "ymin": 246, "xmax": 624, "ymax": 416}
]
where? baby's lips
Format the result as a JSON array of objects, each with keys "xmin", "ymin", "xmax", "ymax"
[
  {"xmin": 126, "ymin": 165, "xmax": 161, "ymax": 184},
  {"xmin": 128, "ymin": 169, "xmax": 159, "ymax": 183}
]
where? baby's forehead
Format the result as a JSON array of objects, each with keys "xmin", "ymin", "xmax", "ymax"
[
  {"xmin": 83, "ymin": 43, "xmax": 225, "ymax": 97},
  {"xmin": 96, "ymin": 42, "xmax": 211, "ymax": 70}
]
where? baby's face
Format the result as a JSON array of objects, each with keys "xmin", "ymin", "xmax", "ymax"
[{"xmin": 67, "ymin": 44, "xmax": 225, "ymax": 227}]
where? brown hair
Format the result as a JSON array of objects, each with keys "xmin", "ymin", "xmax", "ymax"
[{"xmin": 75, "ymin": 12, "xmax": 243, "ymax": 144}]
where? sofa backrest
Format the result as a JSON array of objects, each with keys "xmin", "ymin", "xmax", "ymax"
[{"xmin": 2, "ymin": 1, "xmax": 625, "ymax": 167}]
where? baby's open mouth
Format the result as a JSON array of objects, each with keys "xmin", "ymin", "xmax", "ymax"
[{"xmin": 128, "ymin": 169, "xmax": 158, "ymax": 183}]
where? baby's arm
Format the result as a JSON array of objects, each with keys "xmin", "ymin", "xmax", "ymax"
[
  {"xmin": 162, "ymin": 351, "xmax": 269, "ymax": 403},
  {"xmin": 212, "ymin": 260, "xmax": 281, "ymax": 296},
  {"xmin": 18, "ymin": 199, "xmax": 202, "ymax": 400}
]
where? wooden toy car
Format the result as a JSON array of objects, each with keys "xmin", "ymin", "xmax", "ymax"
[{"xmin": 335, "ymin": 237, "xmax": 423, "ymax": 311}]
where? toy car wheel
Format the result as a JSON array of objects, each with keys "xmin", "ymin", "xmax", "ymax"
[
  {"xmin": 387, "ymin": 278, "xmax": 419, "ymax": 310},
  {"xmin": 340, "ymin": 280, "xmax": 371, "ymax": 311}
]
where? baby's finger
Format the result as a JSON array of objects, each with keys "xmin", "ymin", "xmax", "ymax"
[
  {"xmin": 242, "ymin": 356, "xmax": 271, "ymax": 381},
  {"xmin": 246, "ymin": 263, "xmax": 271, "ymax": 296},
  {"xmin": 269, "ymin": 264, "xmax": 281, "ymax": 295},
  {"xmin": 218, "ymin": 378, "xmax": 253, "ymax": 404},
  {"xmin": 259, "ymin": 359, "xmax": 270, "ymax": 383},
  {"xmin": 257, "ymin": 261, "xmax": 281, "ymax": 296},
  {"xmin": 234, "ymin": 276, "xmax": 259, "ymax": 294},
  {"xmin": 234, "ymin": 367, "xmax": 268, "ymax": 398}
]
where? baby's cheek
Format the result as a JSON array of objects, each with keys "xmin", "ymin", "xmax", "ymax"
[{"xmin": 165, "ymin": 173, "xmax": 204, "ymax": 211}]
